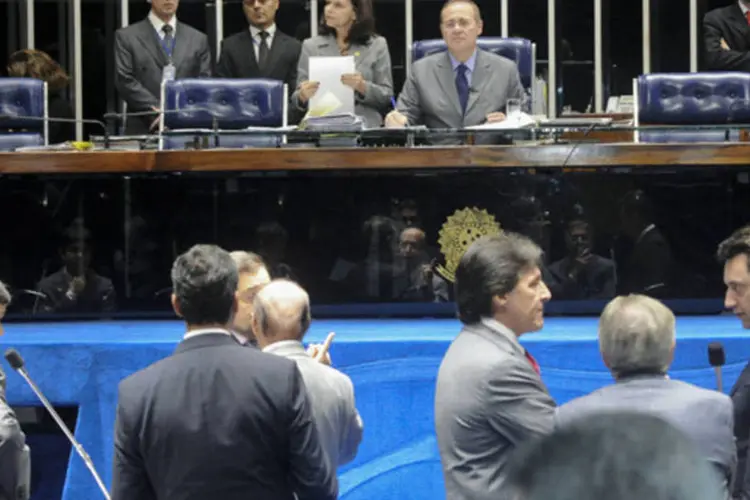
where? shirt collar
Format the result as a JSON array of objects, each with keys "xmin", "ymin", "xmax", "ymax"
[
  {"xmin": 449, "ymin": 49, "xmax": 478, "ymax": 74},
  {"xmin": 183, "ymin": 328, "xmax": 231, "ymax": 340},
  {"xmin": 740, "ymin": 1, "xmax": 749, "ymax": 15},
  {"xmin": 479, "ymin": 317, "xmax": 525, "ymax": 355},
  {"xmin": 262, "ymin": 339, "xmax": 308, "ymax": 356},
  {"xmin": 148, "ymin": 11, "xmax": 177, "ymax": 35},
  {"xmin": 635, "ymin": 223, "xmax": 656, "ymax": 245},
  {"xmin": 250, "ymin": 24, "xmax": 276, "ymax": 39}
]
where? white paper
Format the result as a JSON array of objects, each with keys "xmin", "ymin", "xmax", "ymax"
[
  {"xmin": 309, "ymin": 56, "xmax": 356, "ymax": 117},
  {"xmin": 465, "ymin": 111, "xmax": 536, "ymax": 130}
]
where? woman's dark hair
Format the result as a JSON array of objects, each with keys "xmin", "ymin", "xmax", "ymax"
[
  {"xmin": 7, "ymin": 49, "xmax": 70, "ymax": 92},
  {"xmin": 319, "ymin": 0, "xmax": 376, "ymax": 46}
]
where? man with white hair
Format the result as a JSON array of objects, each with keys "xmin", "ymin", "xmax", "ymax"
[
  {"xmin": 253, "ymin": 279, "xmax": 363, "ymax": 467},
  {"xmin": 555, "ymin": 294, "xmax": 736, "ymax": 493},
  {"xmin": 0, "ymin": 281, "xmax": 27, "ymax": 500}
]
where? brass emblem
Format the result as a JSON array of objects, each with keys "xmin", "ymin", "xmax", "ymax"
[{"xmin": 435, "ymin": 207, "xmax": 502, "ymax": 283}]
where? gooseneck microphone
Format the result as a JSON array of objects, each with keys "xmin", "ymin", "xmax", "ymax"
[
  {"xmin": 4, "ymin": 348, "xmax": 111, "ymax": 500},
  {"xmin": 708, "ymin": 342, "xmax": 726, "ymax": 393}
]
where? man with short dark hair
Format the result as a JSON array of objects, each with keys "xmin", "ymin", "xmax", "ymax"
[
  {"xmin": 0, "ymin": 281, "xmax": 26, "ymax": 500},
  {"xmin": 508, "ymin": 412, "xmax": 725, "ymax": 500},
  {"xmin": 112, "ymin": 245, "xmax": 337, "ymax": 500},
  {"xmin": 717, "ymin": 226, "xmax": 750, "ymax": 500},
  {"xmin": 435, "ymin": 233, "xmax": 555, "ymax": 500},
  {"xmin": 229, "ymin": 250, "xmax": 271, "ymax": 346}
]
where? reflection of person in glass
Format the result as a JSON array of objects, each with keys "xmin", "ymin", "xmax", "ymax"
[
  {"xmin": 547, "ymin": 220, "xmax": 616, "ymax": 300},
  {"xmin": 37, "ymin": 238, "xmax": 116, "ymax": 313}
]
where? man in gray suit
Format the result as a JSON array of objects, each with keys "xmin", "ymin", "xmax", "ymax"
[
  {"xmin": 385, "ymin": 0, "xmax": 523, "ymax": 134},
  {"xmin": 555, "ymin": 294, "xmax": 736, "ymax": 493},
  {"xmin": 435, "ymin": 234, "xmax": 555, "ymax": 500},
  {"xmin": 0, "ymin": 281, "xmax": 26, "ymax": 500},
  {"xmin": 253, "ymin": 279, "xmax": 363, "ymax": 467},
  {"xmin": 114, "ymin": 0, "xmax": 212, "ymax": 134}
]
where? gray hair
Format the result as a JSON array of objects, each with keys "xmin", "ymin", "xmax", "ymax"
[
  {"xmin": 598, "ymin": 294, "xmax": 675, "ymax": 377},
  {"xmin": 0, "ymin": 281, "xmax": 10, "ymax": 306},
  {"xmin": 229, "ymin": 251, "xmax": 266, "ymax": 275},
  {"xmin": 253, "ymin": 279, "xmax": 311, "ymax": 340}
]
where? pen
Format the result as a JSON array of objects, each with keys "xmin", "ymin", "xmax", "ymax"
[{"xmin": 390, "ymin": 97, "xmax": 397, "ymax": 109}]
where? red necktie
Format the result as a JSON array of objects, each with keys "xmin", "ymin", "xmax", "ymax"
[
  {"xmin": 525, "ymin": 350, "xmax": 541, "ymax": 375},
  {"xmin": 746, "ymin": 11, "xmax": 750, "ymax": 25}
]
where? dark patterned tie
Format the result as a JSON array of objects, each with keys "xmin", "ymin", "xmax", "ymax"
[
  {"xmin": 162, "ymin": 25, "xmax": 174, "ymax": 58},
  {"xmin": 455, "ymin": 63, "xmax": 469, "ymax": 116},
  {"xmin": 258, "ymin": 31, "xmax": 270, "ymax": 71}
]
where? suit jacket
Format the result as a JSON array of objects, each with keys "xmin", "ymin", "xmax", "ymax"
[
  {"xmin": 111, "ymin": 332, "xmax": 338, "ymax": 500},
  {"xmin": 396, "ymin": 49, "xmax": 524, "ymax": 140},
  {"xmin": 264, "ymin": 340, "xmax": 363, "ymax": 467},
  {"xmin": 293, "ymin": 34, "xmax": 393, "ymax": 128},
  {"xmin": 557, "ymin": 375, "xmax": 736, "ymax": 491},
  {"xmin": 434, "ymin": 319, "xmax": 556, "ymax": 500},
  {"xmin": 216, "ymin": 28, "xmax": 301, "ymax": 124},
  {"xmin": 704, "ymin": 4, "xmax": 750, "ymax": 72},
  {"xmin": 0, "ymin": 368, "xmax": 25, "ymax": 500},
  {"xmin": 731, "ymin": 362, "xmax": 750, "ymax": 500},
  {"xmin": 114, "ymin": 18, "xmax": 212, "ymax": 134},
  {"xmin": 547, "ymin": 254, "xmax": 616, "ymax": 300}
]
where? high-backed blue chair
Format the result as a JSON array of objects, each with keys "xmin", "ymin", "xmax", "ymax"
[
  {"xmin": 411, "ymin": 38, "xmax": 535, "ymax": 96},
  {"xmin": 159, "ymin": 78, "xmax": 287, "ymax": 150},
  {"xmin": 635, "ymin": 72, "xmax": 750, "ymax": 143},
  {"xmin": 0, "ymin": 78, "xmax": 48, "ymax": 151}
]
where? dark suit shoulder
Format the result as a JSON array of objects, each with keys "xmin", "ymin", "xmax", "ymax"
[{"xmin": 221, "ymin": 29, "xmax": 251, "ymax": 48}]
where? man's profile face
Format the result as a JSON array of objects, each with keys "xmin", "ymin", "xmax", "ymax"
[
  {"xmin": 243, "ymin": 0, "xmax": 279, "ymax": 29},
  {"xmin": 232, "ymin": 268, "xmax": 271, "ymax": 336},
  {"xmin": 440, "ymin": 2, "xmax": 482, "ymax": 55},
  {"xmin": 724, "ymin": 253, "xmax": 750, "ymax": 328},
  {"xmin": 497, "ymin": 266, "xmax": 551, "ymax": 335}
]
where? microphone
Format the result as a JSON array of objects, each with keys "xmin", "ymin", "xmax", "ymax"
[
  {"xmin": 0, "ymin": 114, "xmax": 110, "ymax": 149},
  {"xmin": 4, "ymin": 348, "xmax": 111, "ymax": 500},
  {"xmin": 708, "ymin": 342, "xmax": 726, "ymax": 393},
  {"xmin": 103, "ymin": 106, "xmax": 220, "ymax": 147}
]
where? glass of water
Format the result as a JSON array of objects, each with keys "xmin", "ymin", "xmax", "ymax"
[{"xmin": 506, "ymin": 98, "xmax": 522, "ymax": 117}]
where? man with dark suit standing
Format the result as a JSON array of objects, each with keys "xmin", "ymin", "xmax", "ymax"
[
  {"xmin": 114, "ymin": 0, "xmax": 212, "ymax": 134},
  {"xmin": 717, "ymin": 226, "xmax": 750, "ymax": 500},
  {"xmin": 111, "ymin": 244, "xmax": 337, "ymax": 500},
  {"xmin": 704, "ymin": 1, "xmax": 750, "ymax": 72},
  {"xmin": 435, "ymin": 234, "xmax": 555, "ymax": 500},
  {"xmin": 0, "ymin": 281, "xmax": 27, "ymax": 500},
  {"xmin": 216, "ymin": 0, "xmax": 301, "ymax": 121},
  {"xmin": 555, "ymin": 294, "xmax": 736, "ymax": 495}
]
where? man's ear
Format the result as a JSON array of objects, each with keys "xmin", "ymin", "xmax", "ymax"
[
  {"xmin": 171, "ymin": 294, "xmax": 183, "ymax": 318},
  {"xmin": 491, "ymin": 294, "xmax": 507, "ymax": 312}
]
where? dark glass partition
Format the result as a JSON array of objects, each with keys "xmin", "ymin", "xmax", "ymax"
[{"xmin": 0, "ymin": 161, "xmax": 746, "ymax": 320}]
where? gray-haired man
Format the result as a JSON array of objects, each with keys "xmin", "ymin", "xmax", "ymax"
[
  {"xmin": 0, "ymin": 281, "xmax": 26, "ymax": 500},
  {"xmin": 555, "ymin": 294, "xmax": 736, "ymax": 494}
]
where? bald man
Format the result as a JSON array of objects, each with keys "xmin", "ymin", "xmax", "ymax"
[{"xmin": 253, "ymin": 279, "xmax": 363, "ymax": 467}]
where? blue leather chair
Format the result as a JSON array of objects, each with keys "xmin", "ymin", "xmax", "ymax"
[
  {"xmin": 635, "ymin": 72, "xmax": 750, "ymax": 143},
  {"xmin": 0, "ymin": 78, "xmax": 48, "ymax": 151},
  {"xmin": 159, "ymin": 78, "xmax": 287, "ymax": 150},
  {"xmin": 411, "ymin": 38, "xmax": 535, "ymax": 93}
]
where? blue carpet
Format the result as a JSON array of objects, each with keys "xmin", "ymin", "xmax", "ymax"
[{"xmin": 1, "ymin": 316, "xmax": 748, "ymax": 500}]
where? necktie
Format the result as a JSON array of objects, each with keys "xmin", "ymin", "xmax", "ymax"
[
  {"xmin": 162, "ymin": 25, "xmax": 174, "ymax": 59},
  {"xmin": 455, "ymin": 63, "xmax": 470, "ymax": 116},
  {"xmin": 258, "ymin": 31, "xmax": 270, "ymax": 71},
  {"xmin": 525, "ymin": 350, "xmax": 541, "ymax": 375},
  {"xmin": 746, "ymin": 11, "xmax": 750, "ymax": 25}
]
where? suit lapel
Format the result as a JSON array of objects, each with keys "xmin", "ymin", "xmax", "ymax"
[
  {"xmin": 264, "ymin": 31, "xmax": 288, "ymax": 77},
  {"xmin": 242, "ymin": 30, "xmax": 262, "ymax": 76},
  {"xmin": 435, "ymin": 52, "xmax": 462, "ymax": 118},
  {"xmin": 727, "ymin": 4, "xmax": 750, "ymax": 45},
  {"xmin": 465, "ymin": 51, "xmax": 488, "ymax": 116},
  {"xmin": 171, "ymin": 22, "xmax": 191, "ymax": 70},
  {"xmin": 135, "ymin": 20, "xmax": 168, "ymax": 67}
]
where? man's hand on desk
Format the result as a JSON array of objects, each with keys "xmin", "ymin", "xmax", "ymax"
[
  {"xmin": 341, "ymin": 73, "xmax": 366, "ymax": 95},
  {"xmin": 298, "ymin": 81, "xmax": 320, "ymax": 104},
  {"xmin": 721, "ymin": 38, "xmax": 731, "ymax": 51},
  {"xmin": 149, "ymin": 106, "xmax": 161, "ymax": 132},
  {"xmin": 384, "ymin": 110, "xmax": 408, "ymax": 128},
  {"xmin": 486, "ymin": 112, "xmax": 507, "ymax": 123}
]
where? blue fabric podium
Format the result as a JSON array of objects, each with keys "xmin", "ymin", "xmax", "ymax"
[{"xmin": 1, "ymin": 316, "xmax": 749, "ymax": 500}]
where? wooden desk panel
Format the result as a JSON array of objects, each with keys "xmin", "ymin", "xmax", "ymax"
[{"xmin": 1, "ymin": 143, "xmax": 750, "ymax": 175}]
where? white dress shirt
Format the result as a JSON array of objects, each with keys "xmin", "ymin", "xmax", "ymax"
[
  {"xmin": 148, "ymin": 10, "xmax": 178, "ymax": 39},
  {"xmin": 249, "ymin": 24, "xmax": 276, "ymax": 61},
  {"xmin": 183, "ymin": 328, "xmax": 231, "ymax": 340}
]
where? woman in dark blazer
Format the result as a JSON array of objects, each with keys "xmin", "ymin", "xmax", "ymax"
[
  {"xmin": 293, "ymin": 0, "xmax": 393, "ymax": 127},
  {"xmin": 7, "ymin": 49, "xmax": 75, "ymax": 144}
]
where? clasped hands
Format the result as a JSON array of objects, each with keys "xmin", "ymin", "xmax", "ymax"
[
  {"xmin": 298, "ymin": 73, "xmax": 367, "ymax": 103},
  {"xmin": 384, "ymin": 109, "xmax": 507, "ymax": 128}
]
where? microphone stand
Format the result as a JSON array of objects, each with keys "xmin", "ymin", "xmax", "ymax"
[{"xmin": 0, "ymin": 115, "xmax": 110, "ymax": 150}]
